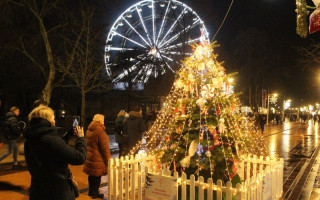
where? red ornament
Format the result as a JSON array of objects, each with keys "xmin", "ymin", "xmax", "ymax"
[
  {"xmin": 200, "ymin": 129, "xmax": 204, "ymax": 141},
  {"xmin": 310, "ymin": 7, "xmax": 320, "ymax": 34},
  {"xmin": 216, "ymin": 104, "xmax": 220, "ymax": 115},
  {"xmin": 174, "ymin": 107, "xmax": 179, "ymax": 116},
  {"xmin": 229, "ymin": 160, "xmax": 238, "ymax": 180},
  {"xmin": 214, "ymin": 138, "xmax": 220, "ymax": 146},
  {"xmin": 180, "ymin": 104, "xmax": 186, "ymax": 115}
]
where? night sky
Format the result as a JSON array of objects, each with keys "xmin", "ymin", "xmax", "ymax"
[
  {"xmin": 102, "ymin": 0, "xmax": 320, "ymax": 105},
  {"xmin": 1, "ymin": 0, "xmax": 320, "ymax": 111}
]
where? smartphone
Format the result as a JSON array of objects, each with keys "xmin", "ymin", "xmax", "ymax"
[{"xmin": 72, "ymin": 116, "xmax": 80, "ymax": 128}]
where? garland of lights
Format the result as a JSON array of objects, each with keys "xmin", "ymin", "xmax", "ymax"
[
  {"xmin": 295, "ymin": 0, "xmax": 317, "ymax": 38},
  {"xmin": 126, "ymin": 41, "xmax": 271, "ymax": 184}
]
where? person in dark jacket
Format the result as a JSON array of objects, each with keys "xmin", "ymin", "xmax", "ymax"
[
  {"xmin": 24, "ymin": 105, "xmax": 86, "ymax": 200},
  {"xmin": 114, "ymin": 110, "xmax": 128, "ymax": 157},
  {"xmin": 123, "ymin": 106, "xmax": 146, "ymax": 155},
  {"xmin": 260, "ymin": 114, "xmax": 267, "ymax": 133},
  {"xmin": 0, "ymin": 107, "xmax": 22, "ymax": 169},
  {"xmin": 83, "ymin": 114, "xmax": 111, "ymax": 199}
]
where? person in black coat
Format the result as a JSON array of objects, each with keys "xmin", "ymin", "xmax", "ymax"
[
  {"xmin": 24, "ymin": 105, "xmax": 87, "ymax": 200},
  {"xmin": 259, "ymin": 114, "xmax": 267, "ymax": 133},
  {"xmin": 0, "ymin": 107, "xmax": 22, "ymax": 169},
  {"xmin": 123, "ymin": 106, "xmax": 146, "ymax": 155}
]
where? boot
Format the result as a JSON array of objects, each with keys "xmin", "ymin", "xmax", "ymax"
[
  {"xmin": 88, "ymin": 176, "xmax": 93, "ymax": 196},
  {"xmin": 91, "ymin": 176, "xmax": 103, "ymax": 199},
  {"xmin": 91, "ymin": 193, "xmax": 104, "ymax": 199}
]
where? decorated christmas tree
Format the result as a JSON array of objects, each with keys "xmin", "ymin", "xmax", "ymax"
[{"xmin": 129, "ymin": 40, "xmax": 269, "ymax": 185}]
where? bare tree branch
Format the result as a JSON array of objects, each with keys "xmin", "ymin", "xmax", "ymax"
[{"xmin": 18, "ymin": 36, "xmax": 47, "ymax": 79}]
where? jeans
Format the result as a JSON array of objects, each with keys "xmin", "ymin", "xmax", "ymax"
[{"xmin": 0, "ymin": 139, "xmax": 18, "ymax": 163}]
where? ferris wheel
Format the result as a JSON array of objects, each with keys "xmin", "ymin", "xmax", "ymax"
[{"xmin": 105, "ymin": 0, "xmax": 210, "ymax": 83}]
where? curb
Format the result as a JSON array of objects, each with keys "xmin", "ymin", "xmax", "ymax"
[{"xmin": 284, "ymin": 143, "xmax": 320, "ymax": 199}]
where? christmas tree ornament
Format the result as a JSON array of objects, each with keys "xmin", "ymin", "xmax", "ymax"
[
  {"xmin": 180, "ymin": 140, "xmax": 198, "ymax": 168},
  {"xmin": 174, "ymin": 107, "xmax": 180, "ymax": 116},
  {"xmin": 219, "ymin": 118, "xmax": 225, "ymax": 133},
  {"xmin": 205, "ymin": 150, "xmax": 212, "ymax": 157},
  {"xmin": 184, "ymin": 82, "xmax": 194, "ymax": 93},
  {"xmin": 180, "ymin": 104, "xmax": 186, "ymax": 115},
  {"xmin": 310, "ymin": 6, "xmax": 320, "ymax": 34},
  {"xmin": 216, "ymin": 104, "xmax": 221, "ymax": 115},
  {"xmin": 188, "ymin": 140, "xmax": 198, "ymax": 156},
  {"xmin": 196, "ymin": 98, "xmax": 207, "ymax": 108},
  {"xmin": 312, "ymin": 0, "xmax": 320, "ymax": 6},
  {"xmin": 212, "ymin": 78, "xmax": 223, "ymax": 89},
  {"xmin": 201, "ymin": 84, "xmax": 215, "ymax": 98},
  {"xmin": 202, "ymin": 106, "xmax": 208, "ymax": 115},
  {"xmin": 214, "ymin": 138, "xmax": 220, "ymax": 146}
]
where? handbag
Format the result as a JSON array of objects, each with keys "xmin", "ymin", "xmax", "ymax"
[{"xmin": 28, "ymin": 142, "xmax": 80, "ymax": 198}]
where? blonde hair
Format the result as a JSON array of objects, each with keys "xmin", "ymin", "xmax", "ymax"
[
  {"xmin": 28, "ymin": 105, "xmax": 55, "ymax": 123},
  {"xmin": 92, "ymin": 114, "xmax": 104, "ymax": 124},
  {"xmin": 10, "ymin": 107, "xmax": 19, "ymax": 112}
]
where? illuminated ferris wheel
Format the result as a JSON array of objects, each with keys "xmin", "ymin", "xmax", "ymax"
[{"xmin": 105, "ymin": 0, "xmax": 209, "ymax": 83}]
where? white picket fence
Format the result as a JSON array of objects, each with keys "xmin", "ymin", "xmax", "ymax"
[{"xmin": 108, "ymin": 153, "xmax": 284, "ymax": 200}]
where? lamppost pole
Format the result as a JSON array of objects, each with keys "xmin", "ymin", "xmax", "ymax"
[
  {"xmin": 267, "ymin": 90, "xmax": 270, "ymax": 125},
  {"xmin": 282, "ymin": 100, "xmax": 285, "ymax": 122}
]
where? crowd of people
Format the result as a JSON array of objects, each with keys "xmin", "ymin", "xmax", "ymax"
[
  {"xmin": 2, "ymin": 100, "xmax": 320, "ymax": 199},
  {"xmin": 0, "ymin": 101, "xmax": 153, "ymax": 200}
]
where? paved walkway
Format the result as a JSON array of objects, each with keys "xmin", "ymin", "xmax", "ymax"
[
  {"xmin": 0, "ymin": 121, "xmax": 317, "ymax": 200},
  {"xmin": 0, "ymin": 140, "xmax": 116, "ymax": 200}
]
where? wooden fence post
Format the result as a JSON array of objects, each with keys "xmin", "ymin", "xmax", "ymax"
[
  {"xmin": 108, "ymin": 158, "xmax": 113, "ymax": 200},
  {"xmin": 131, "ymin": 162, "xmax": 135, "ymax": 200},
  {"xmin": 190, "ymin": 175, "xmax": 195, "ymax": 200},
  {"xmin": 125, "ymin": 162, "xmax": 129, "ymax": 200},
  {"xmin": 207, "ymin": 178, "xmax": 213, "ymax": 200},
  {"xmin": 226, "ymin": 181, "xmax": 232, "ymax": 200},
  {"xmin": 138, "ymin": 164, "xmax": 142, "ymax": 200},
  {"xmin": 119, "ymin": 159, "xmax": 123, "ymax": 200},
  {"xmin": 113, "ymin": 158, "xmax": 119, "ymax": 199},
  {"xmin": 174, "ymin": 171, "xmax": 179, "ymax": 199},
  {"xmin": 236, "ymin": 183, "xmax": 242, "ymax": 200},
  {"xmin": 216, "ymin": 180, "xmax": 222, "ymax": 200},
  {"xmin": 181, "ymin": 173, "xmax": 187, "ymax": 200},
  {"xmin": 198, "ymin": 176, "xmax": 204, "ymax": 200}
]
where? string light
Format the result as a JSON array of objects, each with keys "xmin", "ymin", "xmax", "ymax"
[{"xmin": 123, "ymin": 41, "xmax": 272, "ymax": 189}]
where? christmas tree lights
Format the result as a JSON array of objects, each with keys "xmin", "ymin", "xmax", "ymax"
[{"xmin": 128, "ymin": 41, "xmax": 270, "ymax": 185}]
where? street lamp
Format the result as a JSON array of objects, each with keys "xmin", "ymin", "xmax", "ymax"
[
  {"xmin": 282, "ymin": 99, "xmax": 291, "ymax": 121},
  {"xmin": 267, "ymin": 93, "xmax": 278, "ymax": 125}
]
